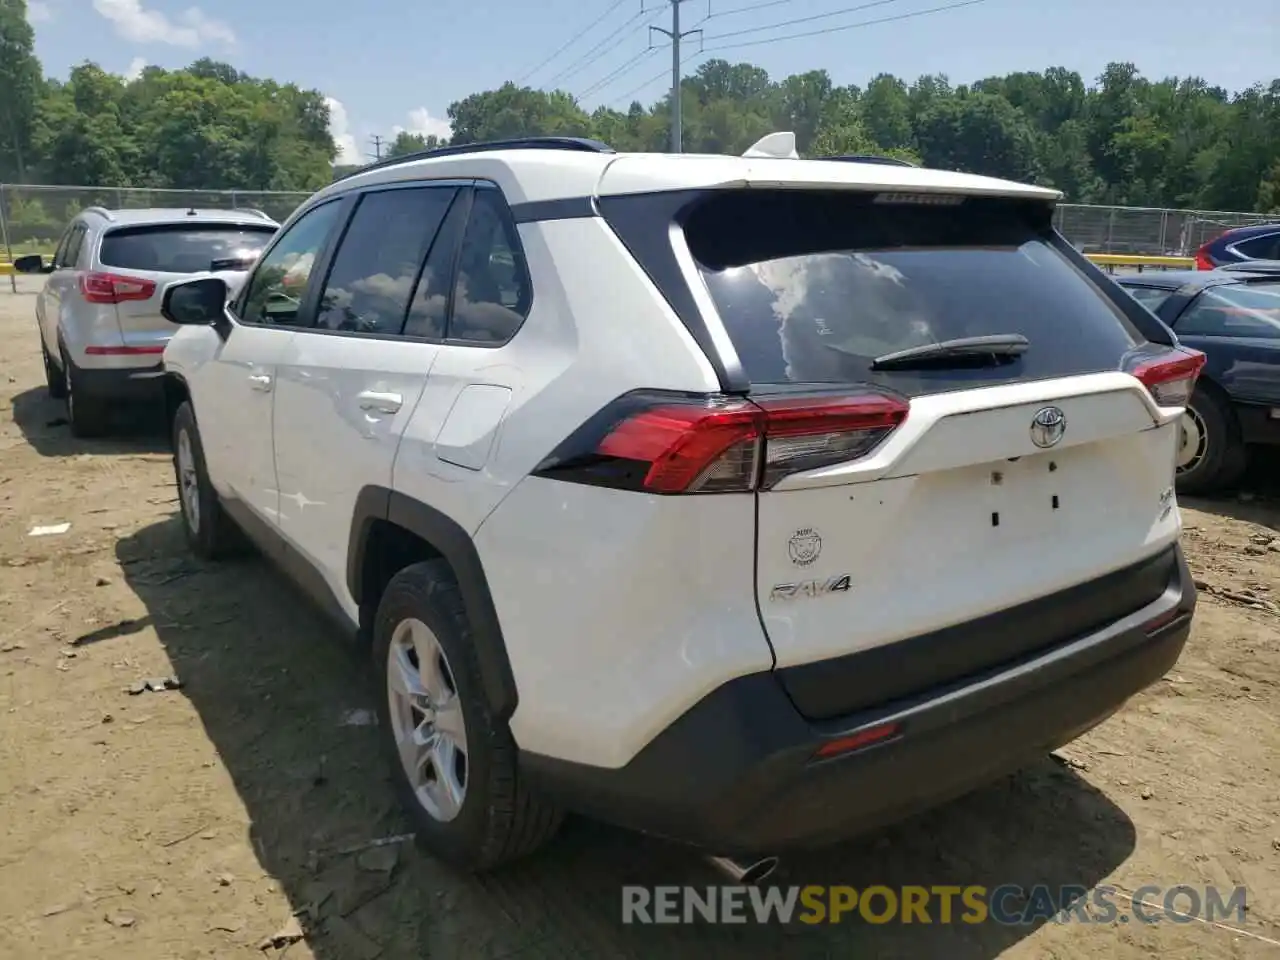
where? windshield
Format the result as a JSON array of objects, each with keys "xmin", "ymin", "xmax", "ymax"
[
  {"xmin": 686, "ymin": 190, "xmax": 1146, "ymax": 395},
  {"xmin": 100, "ymin": 224, "xmax": 275, "ymax": 274}
]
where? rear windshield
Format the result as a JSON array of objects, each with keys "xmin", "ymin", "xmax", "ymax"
[
  {"xmin": 100, "ymin": 224, "xmax": 276, "ymax": 274},
  {"xmin": 685, "ymin": 191, "xmax": 1145, "ymax": 394}
]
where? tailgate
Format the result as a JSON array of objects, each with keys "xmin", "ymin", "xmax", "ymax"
[{"xmin": 756, "ymin": 375, "xmax": 1183, "ymax": 706}]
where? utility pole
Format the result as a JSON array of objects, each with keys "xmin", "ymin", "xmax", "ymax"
[
  {"xmin": 369, "ymin": 135, "xmax": 385, "ymax": 161},
  {"xmin": 650, "ymin": 0, "xmax": 701, "ymax": 153}
]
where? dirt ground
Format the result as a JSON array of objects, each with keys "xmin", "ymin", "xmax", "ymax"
[{"xmin": 1, "ymin": 275, "xmax": 1278, "ymax": 959}]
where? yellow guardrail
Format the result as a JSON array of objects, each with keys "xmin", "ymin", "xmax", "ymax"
[{"xmin": 1085, "ymin": 253, "xmax": 1197, "ymax": 271}]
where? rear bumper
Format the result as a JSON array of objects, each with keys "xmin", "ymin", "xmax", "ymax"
[{"xmin": 520, "ymin": 544, "xmax": 1195, "ymax": 855}]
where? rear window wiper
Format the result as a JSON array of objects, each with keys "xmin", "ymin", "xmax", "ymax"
[{"xmin": 870, "ymin": 334, "xmax": 1030, "ymax": 371}]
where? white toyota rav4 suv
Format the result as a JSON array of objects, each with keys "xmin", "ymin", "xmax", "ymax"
[{"xmin": 159, "ymin": 135, "xmax": 1200, "ymax": 877}]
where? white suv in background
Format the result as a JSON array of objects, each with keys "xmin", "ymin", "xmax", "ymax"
[
  {"xmin": 158, "ymin": 135, "xmax": 1200, "ymax": 876},
  {"xmin": 15, "ymin": 207, "xmax": 278, "ymax": 436}
]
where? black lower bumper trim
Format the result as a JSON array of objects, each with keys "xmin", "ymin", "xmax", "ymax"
[
  {"xmin": 520, "ymin": 545, "xmax": 1196, "ymax": 855},
  {"xmin": 73, "ymin": 363, "xmax": 165, "ymax": 401}
]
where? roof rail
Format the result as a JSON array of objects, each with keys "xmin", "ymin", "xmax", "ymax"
[
  {"xmin": 820, "ymin": 154, "xmax": 917, "ymax": 167},
  {"xmin": 334, "ymin": 136, "xmax": 615, "ymax": 183},
  {"xmin": 83, "ymin": 206, "xmax": 116, "ymax": 221}
]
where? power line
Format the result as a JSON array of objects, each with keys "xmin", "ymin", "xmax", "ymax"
[
  {"xmin": 610, "ymin": 48, "xmax": 704, "ymax": 106},
  {"xmin": 704, "ymin": 0, "xmax": 813, "ymax": 19},
  {"xmin": 701, "ymin": 0, "xmax": 901, "ymax": 43},
  {"xmin": 545, "ymin": 5, "xmax": 667, "ymax": 88},
  {"xmin": 601, "ymin": 0, "xmax": 984, "ymax": 109},
  {"xmin": 579, "ymin": 48, "xmax": 659, "ymax": 99},
  {"xmin": 515, "ymin": 0, "xmax": 631, "ymax": 84},
  {"xmin": 576, "ymin": 6, "xmax": 716, "ymax": 100},
  {"xmin": 700, "ymin": 0, "xmax": 986, "ymax": 52}
]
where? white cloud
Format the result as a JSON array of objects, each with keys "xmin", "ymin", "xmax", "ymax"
[
  {"xmin": 392, "ymin": 107, "xmax": 452, "ymax": 141},
  {"xmin": 326, "ymin": 97, "xmax": 362, "ymax": 165},
  {"xmin": 92, "ymin": 0, "xmax": 236, "ymax": 47},
  {"xmin": 125, "ymin": 57, "xmax": 147, "ymax": 82},
  {"xmin": 27, "ymin": 1, "xmax": 54, "ymax": 22}
]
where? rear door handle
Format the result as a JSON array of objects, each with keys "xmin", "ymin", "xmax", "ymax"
[
  {"xmin": 357, "ymin": 390, "xmax": 403, "ymax": 414},
  {"xmin": 248, "ymin": 373, "xmax": 273, "ymax": 392}
]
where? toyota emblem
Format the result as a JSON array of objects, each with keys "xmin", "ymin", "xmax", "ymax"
[{"xmin": 1030, "ymin": 406, "xmax": 1067, "ymax": 448}]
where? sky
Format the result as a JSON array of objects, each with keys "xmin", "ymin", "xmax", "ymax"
[{"xmin": 24, "ymin": 0, "xmax": 1280, "ymax": 166}]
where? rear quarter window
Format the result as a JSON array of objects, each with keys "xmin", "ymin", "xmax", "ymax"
[
  {"xmin": 685, "ymin": 190, "xmax": 1146, "ymax": 395},
  {"xmin": 100, "ymin": 224, "xmax": 276, "ymax": 274}
]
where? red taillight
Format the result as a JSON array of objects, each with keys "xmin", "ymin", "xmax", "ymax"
[
  {"xmin": 1129, "ymin": 349, "xmax": 1206, "ymax": 407},
  {"xmin": 536, "ymin": 390, "xmax": 909, "ymax": 494},
  {"xmin": 813, "ymin": 721, "xmax": 901, "ymax": 759},
  {"xmin": 79, "ymin": 272, "xmax": 156, "ymax": 304},
  {"xmin": 1194, "ymin": 245, "xmax": 1215, "ymax": 271}
]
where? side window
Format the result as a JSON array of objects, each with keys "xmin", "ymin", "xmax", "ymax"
[
  {"xmin": 314, "ymin": 186, "xmax": 457, "ymax": 335},
  {"xmin": 404, "ymin": 191, "xmax": 470, "ymax": 340},
  {"xmin": 63, "ymin": 225, "xmax": 88, "ymax": 268},
  {"xmin": 1123, "ymin": 286, "xmax": 1173, "ymax": 312},
  {"xmin": 51, "ymin": 224, "xmax": 76, "ymax": 269},
  {"xmin": 1175, "ymin": 284, "xmax": 1280, "ymax": 339},
  {"xmin": 1235, "ymin": 233, "xmax": 1280, "ymax": 261},
  {"xmin": 238, "ymin": 201, "xmax": 344, "ymax": 326},
  {"xmin": 448, "ymin": 188, "xmax": 531, "ymax": 344}
]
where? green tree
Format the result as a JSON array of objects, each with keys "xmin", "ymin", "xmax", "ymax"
[{"xmin": 0, "ymin": 0, "xmax": 43, "ymax": 179}]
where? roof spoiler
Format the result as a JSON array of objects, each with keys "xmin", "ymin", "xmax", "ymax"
[{"xmin": 742, "ymin": 132, "xmax": 799, "ymax": 160}]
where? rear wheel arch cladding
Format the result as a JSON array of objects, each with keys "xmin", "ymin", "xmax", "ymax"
[{"xmin": 348, "ymin": 486, "xmax": 520, "ymax": 721}]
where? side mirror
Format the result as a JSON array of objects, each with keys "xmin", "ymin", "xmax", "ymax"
[
  {"xmin": 14, "ymin": 254, "xmax": 50, "ymax": 274},
  {"xmin": 162, "ymin": 277, "xmax": 229, "ymax": 326}
]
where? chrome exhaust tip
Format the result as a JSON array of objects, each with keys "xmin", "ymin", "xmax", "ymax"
[{"xmin": 705, "ymin": 854, "xmax": 780, "ymax": 885}]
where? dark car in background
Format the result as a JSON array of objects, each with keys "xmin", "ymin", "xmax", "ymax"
[
  {"xmin": 1194, "ymin": 223, "xmax": 1280, "ymax": 270},
  {"xmin": 1116, "ymin": 270, "xmax": 1280, "ymax": 493}
]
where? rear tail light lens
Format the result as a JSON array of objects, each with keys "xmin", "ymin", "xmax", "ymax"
[
  {"xmin": 79, "ymin": 272, "xmax": 156, "ymax": 304},
  {"xmin": 1128, "ymin": 349, "xmax": 1206, "ymax": 407},
  {"xmin": 1193, "ymin": 244, "xmax": 1216, "ymax": 271},
  {"xmin": 533, "ymin": 389, "xmax": 909, "ymax": 494}
]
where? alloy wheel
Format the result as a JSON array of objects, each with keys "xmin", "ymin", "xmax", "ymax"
[{"xmin": 386, "ymin": 617, "xmax": 469, "ymax": 823}]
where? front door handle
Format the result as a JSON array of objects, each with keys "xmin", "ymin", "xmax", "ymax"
[
  {"xmin": 248, "ymin": 373, "xmax": 273, "ymax": 392},
  {"xmin": 357, "ymin": 390, "xmax": 403, "ymax": 414}
]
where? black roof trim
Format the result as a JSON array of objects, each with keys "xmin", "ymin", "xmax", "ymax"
[
  {"xmin": 334, "ymin": 137, "xmax": 616, "ymax": 183},
  {"xmin": 819, "ymin": 154, "xmax": 917, "ymax": 167}
]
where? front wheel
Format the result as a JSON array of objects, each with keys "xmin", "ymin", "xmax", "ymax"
[
  {"xmin": 373, "ymin": 561, "xmax": 563, "ymax": 871},
  {"xmin": 171, "ymin": 401, "xmax": 247, "ymax": 559},
  {"xmin": 1175, "ymin": 388, "xmax": 1248, "ymax": 496}
]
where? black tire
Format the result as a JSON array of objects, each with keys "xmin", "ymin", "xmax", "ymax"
[
  {"xmin": 61, "ymin": 349, "xmax": 109, "ymax": 438},
  {"xmin": 372, "ymin": 560, "xmax": 563, "ymax": 871},
  {"xmin": 42, "ymin": 339, "xmax": 66, "ymax": 400},
  {"xmin": 1176, "ymin": 386, "xmax": 1248, "ymax": 496},
  {"xmin": 171, "ymin": 401, "xmax": 247, "ymax": 560}
]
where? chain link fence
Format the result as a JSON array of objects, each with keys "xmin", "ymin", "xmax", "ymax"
[
  {"xmin": 0, "ymin": 184, "xmax": 311, "ymax": 257},
  {"xmin": 1, "ymin": 182, "xmax": 1276, "ymax": 261},
  {"xmin": 1051, "ymin": 204, "xmax": 1276, "ymax": 256}
]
